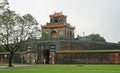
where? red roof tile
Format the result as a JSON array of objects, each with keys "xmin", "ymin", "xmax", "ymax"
[
  {"xmin": 41, "ymin": 24, "xmax": 66, "ymax": 28},
  {"xmin": 41, "ymin": 23, "xmax": 75, "ymax": 29},
  {"xmin": 49, "ymin": 12, "xmax": 67, "ymax": 17}
]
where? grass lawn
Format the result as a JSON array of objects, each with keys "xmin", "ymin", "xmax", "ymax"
[{"xmin": 0, "ymin": 64, "xmax": 120, "ymax": 73}]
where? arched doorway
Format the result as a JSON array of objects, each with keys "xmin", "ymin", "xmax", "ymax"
[
  {"xmin": 51, "ymin": 30, "xmax": 58, "ymax": 39},
  {"xmin": 43, "ymin": 49, "xmax": 50, "ymax": 64}
]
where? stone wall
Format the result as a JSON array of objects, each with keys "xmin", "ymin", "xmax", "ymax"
[
  {"xmin": 60, "ymin": 41, "xmax": 120, "ymax": 50},
  {"xmin": 55, "ymin": 52, "xmax": 120, "ymax": 64}
]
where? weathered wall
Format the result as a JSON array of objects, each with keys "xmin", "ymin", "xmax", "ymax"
[
  {"xmin": 55, "ymin": 52, "xmax": 120, "ymax": 64},
  {"xmin": 60, "ymin": 41, "xmax": 120, "ymax": 50}
]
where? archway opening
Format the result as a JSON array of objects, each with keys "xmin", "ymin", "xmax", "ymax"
[
  {"xmin": 43, "ymin": 49, "xmax": 50, "ymax": 64},
  {"xmin": 51, "ymin": 30, "xmax": 57, "ymax": 39}
]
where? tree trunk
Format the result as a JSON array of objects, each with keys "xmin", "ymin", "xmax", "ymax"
[{"xmin": 8, "ymin": 53, "xmax": 14, "ymax": 67}]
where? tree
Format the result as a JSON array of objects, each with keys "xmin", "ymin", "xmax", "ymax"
[
  {"xmin": 0, "ymin": 0, "xmax": 9, "ymax": 13},
  {"xmin": 0, "ymin": 9, "xmax": 19, "ymax": 67},
  {"xmin": 29, "ymin": 26, "xmax": 41, "ymax": 39},
  {"xmin": 42, "ymin": 32, "xmax": 50, "ymax": 40},
  {"xmin": 118, "ymin": 41, "xmax": 120, "ymax": 44},
  {"xmin": 0, "ymin": 9, "xmax": 39, "ymax": 67},
  {"xmin": 86, "ymin": 33, "xmax": 106, "ymax": 42},
  {"xmin": 15, "ymin": 14, "xmax": 39, "ymax": 41}
]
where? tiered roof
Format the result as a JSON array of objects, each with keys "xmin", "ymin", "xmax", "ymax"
[
  {"xmin": 41, "ymin": 12, "xmax": 75, "ymax": 29},
  {"xmin": 41, "ymin": 23, "xmax": 75, "ymax": 29},
  {"xmin": 49, "ymin": 12, "xmax": 67, "ymax": 18}
]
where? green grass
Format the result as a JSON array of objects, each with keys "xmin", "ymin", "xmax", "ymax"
[
  {"xmin": 0, "ymin": 64, "xmax": 120, "ymax": 73},
  {"xmin": 57, "ymin": 50, "xmax": 120, "ymax": 53}
]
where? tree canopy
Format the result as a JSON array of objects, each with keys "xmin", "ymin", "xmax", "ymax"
[
  {"xmin": 42, "ymin": 32, "xmax": 50, "ymax": 40},
  {"xmin": 86, "ymin": 33, "xmax": 106, "ymax": 42}
]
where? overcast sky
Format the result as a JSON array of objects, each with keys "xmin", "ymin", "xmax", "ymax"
[{"xmin": 8, "ymin": 0, "xmax": 120, "ymax": 43}]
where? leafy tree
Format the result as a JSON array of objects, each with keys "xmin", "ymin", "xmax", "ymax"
[
  {"xmin": 0, "ymin": 0, "xmax": 9, "ymax": 13},
  {"xmin": 86, "ymin": 33, "xmax": 106, "ymax": 42},
  {"xmin": 118, "ymin": 41, "xmax": 120, "ymax": 44},
  {"xmin": 15, "ymin": 14, "xmax": 39, "ymax": 41},
  {"xmin": 30, "ymin": 26, "xmax": 41, "ymax": 39},
  {"xmin": 0, "ymin": 9, "xmax": 18, "ymax": 67},
  {"xmin": 0, "ymin": 7, "xmax": 39, "ymax": 67}
]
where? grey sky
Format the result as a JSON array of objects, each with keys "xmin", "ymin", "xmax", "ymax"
[{"xmin": 8, "ymin": 0, "xmax": 120, "ymax": 43}]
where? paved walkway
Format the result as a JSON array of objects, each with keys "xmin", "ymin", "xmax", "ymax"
[
  {"xmin": 0, "ymin": 64, "xmax": 32, "ymax": 69},
  {"xmin": 0, "ymin": 66, "xmax": 8, "ymax": 69}
]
